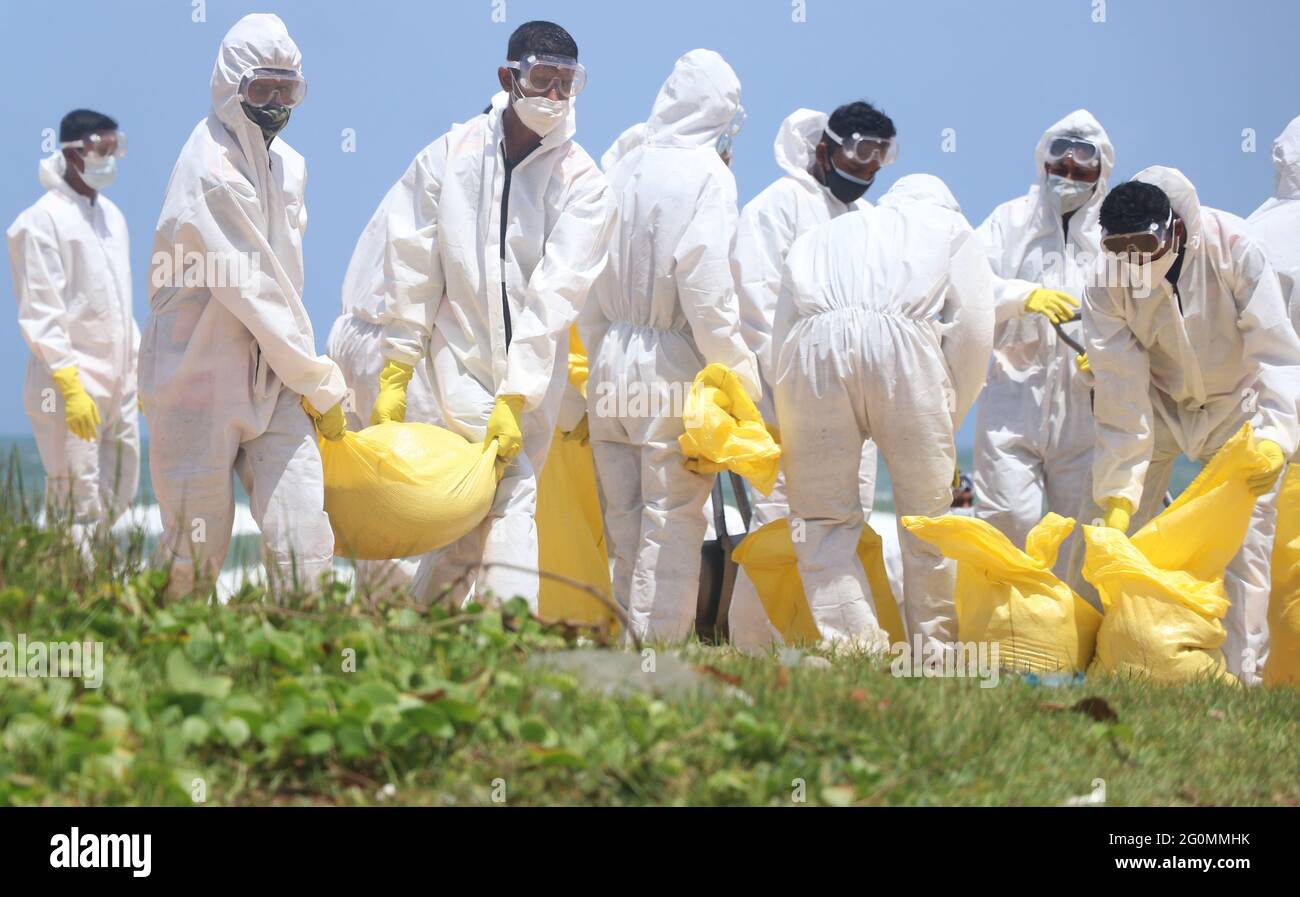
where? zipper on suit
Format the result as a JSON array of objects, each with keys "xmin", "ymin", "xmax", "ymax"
[{"xmin": 500, "ymin": 152, "xmax": 516, "ymax": 349}]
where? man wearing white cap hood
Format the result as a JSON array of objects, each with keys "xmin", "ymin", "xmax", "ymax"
[
  {"xmin": 141, "ymin": 13, "xmax": 348, "ymax": 597},
  {"xmin": 1071, "ymin": 167, "xmax": 1300, "ymax": 683},
  {"xmin": 772, "ymin": 174, "xmax": 995, "ymax": 651},
  {"xmin": 973, "ymin": 110, "xmax": 1114, "ymax": 580},
  {"xmin": 580, "ymin": 49, "xmax": 760, "ymax": 642}
]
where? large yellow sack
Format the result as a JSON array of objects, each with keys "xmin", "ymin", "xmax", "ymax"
[
  {"xmin": 320, "ymin": 423, "xmax": 500, "ymax": 561},
  {"xmin": 903, "ymin": 513, "xmax": 1101, "ymax": 673},
  {"xmin": 1265, "ymin": 464, "xmax": 1300, "ymax": 686},
  {"xmin": 732, "ymin": 518, "xmax": 905, "ymax": 646},
  {"xmin": 1083, "ymin": 425, "xmax": 1269, "ymax": 684},
  {"xmin": 536, "ymin": 429, "xmax": 617, "ymax": 630},
  {"xmin": 679, "ymin": 363, "xmax": 781, "ymax": 495}
]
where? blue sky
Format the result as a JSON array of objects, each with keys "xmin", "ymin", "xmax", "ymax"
[{"xmin": 2, "ymin": 0, "xmax": 1297, "ymax": 442}]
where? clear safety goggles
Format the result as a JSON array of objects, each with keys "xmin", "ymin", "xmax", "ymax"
[
  {"xmin": 716, "ymin": 105, "xmax": 746, "ymax": 156},
  {"xmin": 61, "ymin": 130, "xmax": 127, "ymax": 159},
  {"xmin": 825, "ymin": 125, "xmax": 898, "ymax": 166},
  {"xmin": 238, "ymin": 67, "xmax": 308, "ymax": 108},
  {"xmin": 1101, "ymin": 209, "xmax": 1175, "ymax": 258},
  {"xmin": 1044, "ymin": 136, "xmax": 1101, "ymax": 168},
  {"xmin": 505, "ymin": 53, "xmax": 587, "ymax": 99}
]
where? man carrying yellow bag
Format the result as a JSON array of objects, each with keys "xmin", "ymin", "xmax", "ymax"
[
  {"xmin": 1081, "ymin": 425, "xmax": 1272, "ymax": 683},
  {"xmin": 1069, "ymin": 171, "xmax": 1300, "ymax": 684}
]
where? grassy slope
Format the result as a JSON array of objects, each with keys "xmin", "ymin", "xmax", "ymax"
[{"xmin": 1, "ymin": 507, "xmax": 1297, "ymax": 807}]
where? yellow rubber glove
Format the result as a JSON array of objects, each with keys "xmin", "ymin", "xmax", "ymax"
[
  {"xmin": 767, "ymin": 423, "xmax": 782, "ymax": 447},
  {"xmin": 1075, "ymin": 353, "xmax": 1091, "ymax": 373},
  {"xmin": 563, "ymin": 413, "xmax": 589, "ymax": 446},
  {"xmin": 370, "ymin": 360, "xmax": 414, "ymax": 425},
  {"xmin": 301, "ymin": 396, "xmax": 347, "ymax": 440},
  {"xmin": 51, "ymin": 366, "xmax": 101, "ymax": 441},
  {"xmin": 1024, "ymin": 288, "xmax": 1079, "ymax": 324},
  {"xmin": 1249, "ymin": 440, "xmax": 1286, "ymax": 496},
  {"xmin": 1100, "ymin": 496, "xmax": 1134, "ymax": 534},
  {"xmin": 486, "ymin": 394, "xmax": 524, "ymax": 461}
]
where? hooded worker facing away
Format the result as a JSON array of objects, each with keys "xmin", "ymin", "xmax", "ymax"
[{"xmin": 141, "ymin": 13, "xmax": 348, "ymax": 598}]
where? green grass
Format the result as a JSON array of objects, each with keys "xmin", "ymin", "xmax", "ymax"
[{"xmin": 2, "ymin": 472, "xmax": 1298, "ymax": 807}]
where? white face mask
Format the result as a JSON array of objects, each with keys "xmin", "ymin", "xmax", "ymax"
[
  {"xmin": 512, "ymin": 86, "xmax": 569, "ymax": 137},
  {"xmin": 1046, "ymin": 173, "xmax": 1093, "ymax": 212},
  {"xmin": 77, "ymin": 154, "xmax": 117, "ymax": 191}
]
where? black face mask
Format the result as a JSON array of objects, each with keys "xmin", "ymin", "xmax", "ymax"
[
  {"xmin": 241, "ymin": 100, "xmax": 292, "ymax": 143},
  {"xmin": 824, "ymin": 156, "xmax": 874, "ymax": 204}
]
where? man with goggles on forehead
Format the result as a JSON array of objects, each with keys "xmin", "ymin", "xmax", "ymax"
[
  {"xmin": 141, "ymin": 14, "xmax": 348, "ymax": 599},
  {"xmin": 1064, "ymin": 168, "xmax": 1300, "ymax": 684},
  {"xmin": 7, "ymin": 108, "xmax": 140, "ymax": 557},
  {"xmin": 371, "ymin": 20, "xmax": 615, "ymax": 611},
  {"xmin": 727, "ymin": 101, "xmax": 895, "ymax": 651},
  {"xmin": 972, "ymin": 111, "xmax": 1113, "ymax": 584},
  {"xmin": 579, "ymin": 49, "xmax": 759, "ymax": 643}
]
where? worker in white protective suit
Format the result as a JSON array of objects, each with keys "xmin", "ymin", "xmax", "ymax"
[
  {"xmin": 772, "ymin": 174, "xmax": 995, "ymax": 651},
  {"xmin": 371, "ymin": 21, "xmax": 615, "ymax": 611},
  {"xmin": 579, "ymin": 49, "xmax": 761, "ymax": 642},
  {"xmin": 1248, "ymin": 116, "xmax": 1300, "ymax": 332},
  {"xmin": 7, "ymin": 109, "xmax": 140, "ymax": 552},
  {"xmin": 973, "ymin": 110, "xmax": 1114, "ymax": 581},
  {"xmin": 727, "ymin": 103, "xmax": 895, "ymax": 651},
  {"xmin": 1067, "ymin": 168, "xmax": 1300, "ymax": 684},
  {"xmin": 141, "ymin": 14, "xmax": 348, "ymax": 598}
]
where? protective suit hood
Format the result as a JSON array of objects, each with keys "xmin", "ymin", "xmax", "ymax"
[
  {"xmin": 209, "ymin": 14, "xmax": 301, "ymax": 194},
  {"xmin": 644, "ymin": 49, "xmax": 740, "ymax": 149},
  {"xmin": 38, "ymin": 153, "xmax": 76, "ymax": 198},
  {"xmin": 773, "ymin": 108, "xmax": 830, "ymax": 191},
  {"xmin": 1027, "ymin": 109, "xmax": 1114, "ymax": 233},
  {"xmin": 1132, "ymin": 165, "xmax": 1204, "ymax": 253},
  {"xmin": 1270, "ymin": 115, "xmax": 1300, "ymax": 201},
  {"xmin": 878, "ymin": 173, "xmax": 960, "ymax": 213}
]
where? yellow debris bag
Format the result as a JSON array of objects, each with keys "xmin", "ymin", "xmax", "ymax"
[
  {"xmin": 732, "ymin": 518, "xmax": 905, "ymax": 646},
  {"xmin": 1083, "ymin": 424, "xmax": 1269, "ymax": 684},
  {"xmin": 536, "ymin": 428, "xmax": 617, "ymax": 631},
  {"xmin": 1266, "ymin": 464, "xmax": 1300, "ymax": 686},
  {"xmin": 678, "ymin": 363, "xmax": 781, "ymax": 496},
  {"xmin": 903, "ymin": 513, "xmax": 1101, "ymax": 673},
  {"xmin": 320, "ymin": 422, "xmax": 500, "ymax": 561}
]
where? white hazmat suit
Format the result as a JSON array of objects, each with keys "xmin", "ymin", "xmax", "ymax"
[
  {"xmin": 1069, "ymin": 166, "xmax": 1300, "ymax": 683},
  {"xmin": 379, "ymin": 91, "xmax": 615, "ymax": 610},
  {"xmin": 7, "ymin": 153, "xmax": 141, "ymax": 542},
  {"xmin": 1248, "ymin": 116, "xmax": 1300, "ymax": 332},
  {"xmin": 580, "ymin": 50, "xmax": 761, "ymax": 642},
  {"xmin": 727, "ymin": 108, "xmax": 879, "ymax": 651},
  {"xmin": 140, "ymin": 14, "xmax": 347, "ymax": 596},
  {"xmin": 974, "ymin": 110, "xmax": 1112, "ymax": 579},
  {"xmin": 772, "ymin": 174, "xmax": 994, "ymax": 650}
]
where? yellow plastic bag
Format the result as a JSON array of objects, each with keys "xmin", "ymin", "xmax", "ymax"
[
  {"xmin": 1082, "ymin": 424, "xmax": 1268, "ymax": 684},
  {"xmin": 732, "ymin": 518, "xmax": 905, "ymax": 646},
  {"xmin": 536, "ymin": 429, "xmax": 617, "ymax": 631},
  {"xmin": 902, "ymin": 513, "xmax": 1101, "ymax": 673},
  {"xmin": 320, "ymin": 422, "xmax": 499, "ymax": 561},
  {"xmin": 678, "ymin": 363, "xmax": 781, "ymax": 496},
  {"xmin": 1266, "ymin": 464, "xmax": 1300, "ymax": 686}
]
